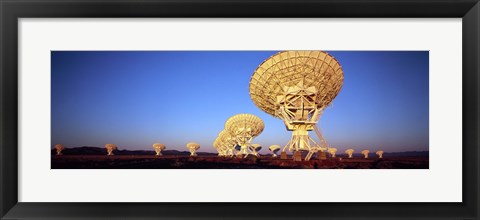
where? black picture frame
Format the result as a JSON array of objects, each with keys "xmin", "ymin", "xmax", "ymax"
[{"xmin": 1, "ymin": 0, "xmax": 479, "ymax": 219}]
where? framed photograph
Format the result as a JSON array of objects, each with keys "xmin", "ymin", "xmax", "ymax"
[{"xmin": 1, "ymin": 0, "xmax": 478, "ymax": 219}]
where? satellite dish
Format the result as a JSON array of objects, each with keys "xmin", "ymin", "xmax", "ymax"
[
  {"xmin": 361, "ymin": 149, "xmax": 370, "ymax": 158},
  {"xmin": 345, "ymin": 149, "xmax": 354, "ymax": 158},
  {"xmin": 376, "ymin": 150, "xmax": 384, "ymax": 158},
  {"xmin": 225, "ymin": 114, "xmax": 264, "ymax": 158},
  {"xmin": 213, "ymin": 135, "xmax": 228, "ymax": 157},
  {"xmin": 213, "ymin": 136, "xmax": 222, "ymax": 156},
  {"xmin": 186, "ymin": 142, "xmax": 200, "ymax": 157},
  {"xmin": 249, "ymin": 143, "xmax": 262, "ymax": 157},
  {"xmin": 54, "ymin": 144, "xmax": 65, "ymax": 156},
  {"xmin": 327, "ymin": 147, "xmax": 338, "ymax": 158},
  {"xmin": 268, "ymin": 145, "xmax": 281, "ymax": 158},
  {"xmin": 249, "ymin": 51, "xmax": 344, "ymax": 161},
  {"xmin": 152, "ymin": 143, "xmax": 166, "ymax": 156},
  {"xmin": 105, "ymin": 144, "xmax": 117, "ymax": 156}
]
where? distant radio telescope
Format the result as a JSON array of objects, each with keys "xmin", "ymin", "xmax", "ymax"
[
  {"xmin": 152, "ymin": 143, "xmax": 166, "ymax": 156},
  {"xmin": 187, "ymin": 142, "xmax": 200, "ymax": 157},
  {"xmin": 345, "ymin": 149, "xmax": 354, "ymax": 158},
  {"xmin": 327, "ymin": 147, "xmax": 337, "ymax": 158},
  {"xmin": 249, "ymin": 144, "xmax": 262, "ymax": 157},
  {"xmin": 54, "ymin": 144, "xmax": 65, "ymax": 155},
  {"xmin": 376, "ymin": 150, "xmax": 384, "ymax": 158},
  {"xmin": 105, "ymin": 144, "xmax": 117, "ymax": 156},
  {"xmin": 361, "ymin": 150, "xmax": 370, "ymax": 158},
  {"xmin": 225, "ymin": 114, "xmax": 264, "ymax": 158},
  {"xmin": 249, "ymin": 51, "xmax": 344, "ymax": 161},
  {"xmin": 269, "ymin": 145, "xmax": 281, "ymax": 158}
]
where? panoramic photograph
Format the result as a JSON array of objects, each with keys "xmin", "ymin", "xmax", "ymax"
[{"xmin": 51, "ymin": 50, "xmax": 429, "ymax": 169}]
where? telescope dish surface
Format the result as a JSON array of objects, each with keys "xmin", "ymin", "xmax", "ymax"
[
  {"xmin": 249, "ymin": 51, "xmax": 344, "ymax": 117},
  {"xmin": 224, "ymin": 113, "xmax": 264, "ymax": 136},
  {"xmin": 213, "ymin": 137, "xmax": 221, "ymax": 148},
  {"xmin": 187, "ymin": 142, "xmax": 200, "ymax": 150},
  {"xmin": 105, "ymin": 144, "xmax": 117, "ymax": 148},
  {"xmin": 218, "ymin": 130, "xmax": 231, "ymax": 141},
  {"xmin": 152, "ymin": 143, "xmax": 166, "ymax": 149},
  {"xmin": 269, "ymin": 145, "xmax": 281, "ymax": 152}
]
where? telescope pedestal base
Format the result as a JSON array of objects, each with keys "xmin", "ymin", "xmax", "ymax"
[
  {"xmin": 280, "ymin": 152, "xmax": 288, "ymax": 159},
  {"xmin": 318, "ymin": 151, "xmax": 327, "ymax": 160},
  {"xmin": 293, "ymin": 151, "xmax": 302, "ymax": 161}
]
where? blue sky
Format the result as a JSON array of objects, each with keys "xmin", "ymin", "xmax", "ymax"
[{"xmin": 51, "ymin": 51, "xmax": 429, "ymax": 153}]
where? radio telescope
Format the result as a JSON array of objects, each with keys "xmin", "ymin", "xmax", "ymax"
[
  {"xmin": 218, "ymin": 130, "xmax": 238, "ymax": 157},
  {"xmin": 225, "ymin": 114, "xmax": 264, "ymax": 158},
  {"xmin": 249, "ymin": 144, "xmax": 262, "ymax": 157},
  {"xmin": 249, "ymin": 51, "xmax": 344, "ymax": 161},
  {"xmin": 187, "ymin": 142, "xmax": 200, "ymax": 157},
  {"xmin": 105, "ymin": 144, "xmax": 117, "ymax": 156},
  {"xmin": 376, "ymin": 150, "xmax": 384, "ymax": 158},
  {"xmin": 269, "ymin": 145, "xmax": 281, "ymax": 158},
  {"xmin": 345, "ymin": 149, "xmax": 354, "ymax": 158},
  {"xmin": 152, "ymin": 143, "xmax": 166, "ymax": 156},
  {"xmin": 213, "ymin": 137, "xmax": 222, "ymax": 156},
  {"xmin": 54, "ymin": 144, "xmax": 65, "ymax": 155},
  {"xmin": 213, "ymin": 136, "xmax": 227, "ymax": 157},
  {"xmin": 327, "ymin": 147, "xmax": 337, "ymax": 158},
  {"xmin": 361, "ymin": 150, "xmax": 370, "ymax": 158}
]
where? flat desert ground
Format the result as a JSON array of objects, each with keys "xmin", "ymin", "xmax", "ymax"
[{"xmin": 51, "ymin": 154, "xmax": 428, "ymax": 169}]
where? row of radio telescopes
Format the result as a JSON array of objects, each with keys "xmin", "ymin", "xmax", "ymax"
[
  {"xmin": 54, "ymin": 51, "xmax": 385, "ymax": 161},
  {"xmin": 54, "ymin": 143, "xmax": 201, "ymax": 157},
  {"xmin": 54, "ymin": 143, "xmax": 384, "ymax": 159}
]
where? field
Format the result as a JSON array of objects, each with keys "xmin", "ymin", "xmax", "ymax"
[{"xmin": 51, "ymin": 154, "xmax": 428, "ymax": 169}]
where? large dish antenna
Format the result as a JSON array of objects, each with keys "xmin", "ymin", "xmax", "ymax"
[
  {"xmin": 213, "ymin": 136, "xmax": 227, "ymax": 157},
  {"xmin": 249, "ymin": 51, "xmax": 344, "ymax": 161},
  {"xmin": 218, "ymin": 130, "xmax": 237, "ymax": 157},
  {"xmin": 225, "ymin": 114, "xmax": 264, "ymax": 158}
]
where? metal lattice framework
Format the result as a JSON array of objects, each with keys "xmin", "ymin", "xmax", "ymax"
[
  {"xmin": 249, "ymin": 51, "xmax": 344, "ymax": 161},
  {"xmin": 225, "ymin": 114, "xmax": 264, "ymax": 157},
  {"xmin": 186, "ymin": 142, "xmax": 200, "ymax": 157},
  {"xmin": 152, "ymin": 143, "xmax": 166, "ymax": 156},
  {"xmin": 213, "ymin": 137, "xmax": 223, "ymax": 156},
  {"xmin": 213, "ymin": 136, "xmax": 228, "ymax": 157}
]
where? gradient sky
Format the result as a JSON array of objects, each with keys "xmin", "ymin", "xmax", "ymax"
[{"xmin": 51, "ymin": 51, "xmax": 429, "ymax": 154}]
